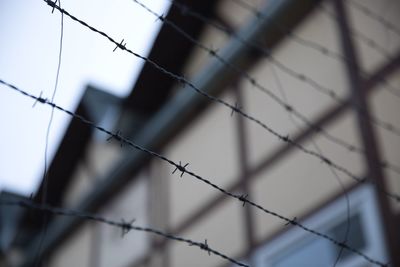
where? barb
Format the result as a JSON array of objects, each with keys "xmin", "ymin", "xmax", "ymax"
[
  {"xmin": 284, "ymin": 217, "xmax": 297, "ymax": 226},
  {"xmin": 120, "ymin": 218, "xmax": 136, "ymax": 237},
  {"xmin": 172, "ymin": 161, "xmax": 189, "ymax": 177},
  {"xmin": 165, "ymin": 0, "xmax": 400, "ymax": 176},
  {"xmin": 0, "ymin": 79, "xmax": 390, "ymax": 266},
  {"xmin": 32, "ymin": 91, "xmax": 47, "ymax": 107},
  {"xmin": 0, "ymin": 200, "xmax": 247, "ymax": 267},
  {"xmin": 190, "ymin": 239, "xmax": 211, "ymax": 256},
  {"xmin": 49, "ymin": 0, "xmax": 58, "ymax": 13},
  {"xmin": 230, "ymin": 102, "xmax": 242, "ymax": 117},
  {"xmin": 107, "ymin": 130, "xmax": 124, "ymax": 146},
  {"xmin": 113, "ymin": 39, "xmax": 127, "ymax": 52},
  {"xmin": 238, "ymin": 194, "xmax": 248, "ymax": 207}
]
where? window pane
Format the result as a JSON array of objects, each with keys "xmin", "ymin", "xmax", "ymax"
[{"xmin": 330, "ymin": 213, "xmax": 366, "ymax": 261}]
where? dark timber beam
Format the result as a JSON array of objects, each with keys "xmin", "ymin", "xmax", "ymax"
[{"xmin": 333, "ymin": 0, "xmax": 400, "ymax": 265}]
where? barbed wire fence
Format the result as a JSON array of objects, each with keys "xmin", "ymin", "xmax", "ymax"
[
  {"xmin": 0, "ymin": 0, "xmax": 399, "ymax": 266},
  {"xmin": 37, "ymin": 0, "xmax": 400, "ymax": 201},
  {"xmin": 0, "ymin": 199, "xmax": 248, "ymax": 267},
  {"xmin": 0, "ymin": 78, "xmax": 390, "ymax": 267}
]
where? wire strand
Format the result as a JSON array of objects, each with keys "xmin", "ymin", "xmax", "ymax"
[
  {"xmin": 9, "ymin": 2, "xmax": 400, "ymax": 201},
  {"xmin": 0, "ymin": 199, "xmax": 248, "ymax": 267},
  {"xmin": 34, "ymin": 2, "xmax": 64, "ymax": 266},
  {"xmin": 0, "ymin": 78, "xmax": 389, "ymax": 267}
]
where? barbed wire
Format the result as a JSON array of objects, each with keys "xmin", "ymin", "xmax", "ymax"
[
  {"xmin": 348, "ymin": 0, "xmax": 400, "ymax": 39},
  {"xmin": 0, "ymin": 200, "xmax": 248, "ymax": 267},
  {"xmin": 34, "ymin": 1, "xmax": 400, "ymax": 201},
  {"xmin": 0, "ymin": 79, "xmax": 391, "ymax": 266},
  {"xmin": 166, "ymin": 0, "xmax": 400, "ymax": 177},
  {"xmin": 2, "ymin": 1, "xmax": 395, "ymax": 266},
  {"xmin": 229, "ymin": 0, "xmax": 400, "ymax": 117}
]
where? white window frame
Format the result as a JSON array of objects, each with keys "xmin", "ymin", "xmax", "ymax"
[{"xmin": 252, "ymin": 184, "xmax": 388, "ymax": 267}]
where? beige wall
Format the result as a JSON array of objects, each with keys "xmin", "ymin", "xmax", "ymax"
[
  {"xmin": 170, "ymin": 200, "xmax": 246, "ymax": 267},
  {"xmin": 63, "ymin": 140, "xmax": 122, "ymax": 207},
  {"xmin": 348, "ymin": 0, "xmax": 400, "ymax": 73},
  {"xmin": 165, "ymin": 90, "xmax": 239, "ymax": 227},
  {"xmin": 48, "ymin": 223, "xmax": 92, "ymax": 267},
  {"xmin": 98, "ymin": 173, "xmax": 150, "ymax": 267}
]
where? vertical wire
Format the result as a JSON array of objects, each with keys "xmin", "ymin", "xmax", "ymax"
[{"xmin": 34, "ymin": 1, "xmax": 64, "ymax": 265}]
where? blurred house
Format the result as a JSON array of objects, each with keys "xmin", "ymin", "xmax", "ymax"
[{"xmin": 1, "ymin": 0, "xmax": 400, "ymax": 266}]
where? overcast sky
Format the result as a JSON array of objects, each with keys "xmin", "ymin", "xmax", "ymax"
[{"xmin": 0, "ymin": 0, "xmax": 169, "ymax": 195}]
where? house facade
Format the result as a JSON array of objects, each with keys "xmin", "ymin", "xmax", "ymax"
[{"xmin": 1, "ymin": 0, "xmax": 400, "ymax": 266}]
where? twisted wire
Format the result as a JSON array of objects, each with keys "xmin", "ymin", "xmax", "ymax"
[
  {"xmin": 0, "ymin": 78, "xmax": 391, "ymax": 266},
  {"xmin": 0, "ymin": 200, "xmax": 248, "ymax": 267},
  {"xmin": 10, "ymin": 1, "xmax": 400, "ymax": 201}
]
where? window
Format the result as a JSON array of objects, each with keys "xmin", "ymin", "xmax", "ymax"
[{"xmin": 253, "ymin": 184, "xmax": 388, "ymax": 267}]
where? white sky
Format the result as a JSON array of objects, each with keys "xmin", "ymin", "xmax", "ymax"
[{"xmin": 0, "ymin": 0, "xmax": 169, "ymax": 195}]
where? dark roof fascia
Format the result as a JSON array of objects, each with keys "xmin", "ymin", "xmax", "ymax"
[{"xmin": 0, "ymin": 192, "xmax": 28, "ymax": 254}]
